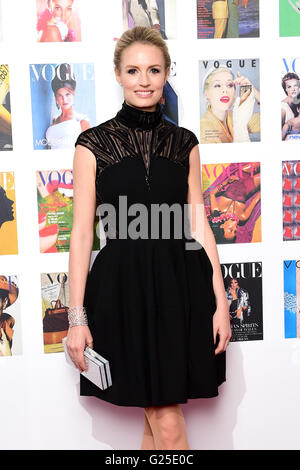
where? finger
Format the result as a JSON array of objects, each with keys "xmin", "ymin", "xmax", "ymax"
[
  {"xmin": 215, "ymin": 335, "xmax": 227, "ymax": 355},
  {"xmin": 240, "ymin": 88, "xmax": 251, "ymax": 105},
  {"xmin": 68, "ymin": 345, "xmax": 87, "ymax": 372},
  {"xmin": 73, "ymin": 352, "xmax": 87, "ymax": 372}
]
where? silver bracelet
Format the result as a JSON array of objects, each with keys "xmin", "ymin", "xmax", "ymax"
[{"xmin": 68, "ymin": 306, "xmax": 88, "ymax": 328}]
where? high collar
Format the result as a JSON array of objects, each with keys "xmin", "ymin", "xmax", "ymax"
[{"xmin": 116, "ymin": 100, "xmax": 163, "ymax": 130}]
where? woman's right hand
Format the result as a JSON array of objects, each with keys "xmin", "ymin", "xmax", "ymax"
[{"xmin": 66, "ymin": 326, "xmax": 94, "ymax": 372}]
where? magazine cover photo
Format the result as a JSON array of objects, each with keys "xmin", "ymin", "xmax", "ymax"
[
  {"xmin": 197, "ymin": 0, "xmax": 259, "ymax": 39},
  {"xmin": 122, "ymin": 0, "xmax": 177, "ymax": 39},
  {"xmin": 284, "ymin": 260, "xmax": 300, "ymax": 338},
  {"xmin": 281, "ymin": 58, "xmax": 300, "ymax": 141},
  {"xmin": 36, "ymin": 0, "xmax": 82, "ymax": 42},
  {"xmin": 0, "ymin": 275, "xmax": 22, "ymax": 356},
  {"xmin": 202, "ymin": 162, "xmax": 261, "ymax": 244},
  {"xmin": 279, "ymin": 0, "xmax": 300, "ymax": 37},
  {"xmin": 199, "ymin": 58, "xmax": 260, "ymax": 144},
  {"xmin": 282, "ymin": 160, "xmax": 300, "ymax": 240},
  {"xmin": 41, "ymin": 272, "xmax": 69, "ymax": 353},
  {"xmin": 0, "ymin": 65, "xmax": 13, "ymax": 151},
  {"xmin": 222, "ymin": 261, "xmax": 263, "ymax": 342},
  {"xmin": 29, "ymin": 62, "xmax": 96, "ymax": 150},
  {"xmin": 0, "ymin": 172, "xmax": 18, "ymax": 255}
]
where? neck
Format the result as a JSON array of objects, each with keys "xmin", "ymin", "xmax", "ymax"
[
  {"xmin": 116, "ymin": 100, "xmax": 163, "ymax": 130},
  {"xmin": 125, "ymin": 100, "xmax": 157, "ymax": 113}
]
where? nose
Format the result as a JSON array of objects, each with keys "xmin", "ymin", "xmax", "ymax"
[
  {"xmin": 139, "ymin": 72, "xmax": 150, "ymax": 87},
  {"xmin": 60, "ymin": 9, "xmax": 66, "ymax": 22}
]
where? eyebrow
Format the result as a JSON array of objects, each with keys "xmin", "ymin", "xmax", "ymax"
[
  {"xmin": 212, "ymin": 79, "xmax": 233, "ymax": 83},
  {"xmin": 125, "ymin": 64, "xmax": 162, "ymax": 68}
]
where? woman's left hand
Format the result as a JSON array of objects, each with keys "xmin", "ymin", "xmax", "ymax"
[{"xmin": 213, "ymin": 306, "xmax": 232, "ymax": 355}]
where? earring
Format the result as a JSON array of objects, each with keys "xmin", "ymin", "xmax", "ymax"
[{"xmin": 56, "ymin": 102, "xmax": 60, "ymax": 110}]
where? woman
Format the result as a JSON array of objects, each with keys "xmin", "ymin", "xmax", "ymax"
[
  {"xmin": 282, "ymin": 97, "xmax": 300, "ymax": 140},
  {"xmin": 0, "ymin": 275, "xmax": 18, "ymax": 357},
  {"xmin": 126, "ymin": 0, "xmax": 167, "ymax": 38},
  {"xmin": 200, "ymin": 66, "xmax": 260, "ymax": 143},
  {"xmin": 212, "ymin": 0, "xmax": 228, "ymax": 38},
  {"xmin": 226, "ymin": 278, "xmax": 250, "ymax": 326},
  {"xmin": 45, "ymin": 63, "xmax": 90, "ymax": 149},
  {"xmin": 66, "ymin": 26, "xmax": 231, "ymax": 450},
  {"xmin": 281, "ymin": 72, "xmax": 300, "ymax": 129},
  {"xmin": 204, "ymin": 163, "xmax": 261, "ymax": 244},
  {"xmin": 37, "ymin": 0, "xmax": 76, "ymax": 42},
  {"xmin": 0, "ymin": 184, "xmax": 14, "ymax": 229}
]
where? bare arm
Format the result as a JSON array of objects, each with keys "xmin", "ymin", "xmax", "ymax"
[
  {"xmin": 40, "ymin": 25, "xmax": 62, "ymax": 42},
  {"xmin": 66, "ymin": 144, "xmax": 96, "ymax": 371},
  {"xmin": 240, "ymin": 191, "xmax": 261, "ymax": 222},
  {"xmin": 281, "ymin": 107, "xmax": 286, "ymax": 129},
  {"xmin": 282, "ymin": 121, "xmax": 290, "ymax": 141},
  {"xmin": 187, "ymin": 145, "xmax": 231, "ymax": 353},
  {"xmin": 80, "ymin": 119, "xmax": 91, "ymax": 132}
]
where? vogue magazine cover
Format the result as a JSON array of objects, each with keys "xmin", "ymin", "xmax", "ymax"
[
  {"xmin": 0, "ymin": 65, "xmax": 13, "ymax": 151},
  {"xmin": 197, "ymin": 0, "xmax": 259, "ymax": 39},
  {"xmin": 37, "ymin": 169, "xmax": 74, "ymax": 253},
  {"xmin": 282, "ymin": 160, "xmax": 300, "ymax": 240},
  {"xmin": 122, "ymin": 0, "xmax": 177, "ymax": 39},
  {"xmin": 0, "ymin": 172, "xmax": 18, "ymax": 255},
  {"xmin": 37, "ymin": 169, "xmax": 100, "ymax": 253},
  {"xmin": 199, "ymin": 58, "xmax": 260, "ymax": 144},
  {"xmin": 284, "ymin": 260, "xmax": 300, "ymax": 338},
  {"xmin": 281, "ymin": 58, "xmax": 300, "ymax": 141},
  {"xmin": 222, "ymin": 261, "xmax": 263, "ymax": 342},
  {"xmin": 279, "ymin": 0, "xmax": 300, "ymax": 37},
  {"xmin": 29, "ymin": 62, "xmax": 96, "ymax": 150},
  {"xmin": 202, "ymin": 162, "xmax": 261, "ymax": 244},
  {"xmin": 41, "ymin": 272, "xmax": 69, "ymax": 353},
  {"xmin": 0, "ymin": 275, "xmax": 21, "ymax": 356},
  {"xmin": 36, "ymin": 0, "xmax": 82, "ymax": 42}
]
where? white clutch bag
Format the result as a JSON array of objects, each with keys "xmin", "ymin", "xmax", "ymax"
[{"xmin": 62, "ymin": 337, "xmax": 112, "ymax": 390}]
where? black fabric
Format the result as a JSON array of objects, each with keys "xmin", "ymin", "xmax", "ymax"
[{"xmin": 75, "ymin": 102, "xmax": 226, "ymax": 407}]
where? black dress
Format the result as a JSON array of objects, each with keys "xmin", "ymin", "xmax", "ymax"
[{"xmin": 74, "ymin": 101, "xmax": 226, "ymax": 408}]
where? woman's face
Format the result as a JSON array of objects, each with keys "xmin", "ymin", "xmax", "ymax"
[
  {"xmin": 52, "ymin": 0, "xmax": 74, "ymax": 24},
  {"xmin": 115, "ymin": 43, "xmax": 169, "ymax": 112},
  {"xmin": 220, "ymin": 219, "xmax": 238, "ymax": 240},
  {"xmin": 285, "ymin": 79, "xmax": 300, "ymax": 99},
  {"xmin": 55, "ymin": 87, "xmax": 74, "ymax": 110},
  {"xmin": 230, "ymin": 279, "xmax": 239, "ymax": 289},
  {"xmin": 0, "ymin": 188, "xmax": 14, "ymax": 223},
  {"xmin": 205, "ymin": 70, "xmax": 236, "ymax": 111}
]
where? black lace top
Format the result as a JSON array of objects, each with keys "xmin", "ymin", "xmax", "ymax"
[{"xmin": 75, "ymin": 101, "xmax": 199, "ymax": 207}]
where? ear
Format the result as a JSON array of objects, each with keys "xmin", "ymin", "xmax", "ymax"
[{"xmin": 114, "ymin": 67, "xmax": 122, "ymax": 86}]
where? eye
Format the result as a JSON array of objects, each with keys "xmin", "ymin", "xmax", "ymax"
[
  {"xmin": 151, "ymin": 68, "xmax": 160, "ymax": 74},
  {"xmin": 127, "ymin": 68, "xmax": 137, "ymax": 74}
]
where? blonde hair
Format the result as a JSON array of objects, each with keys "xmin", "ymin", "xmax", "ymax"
[
  {"xmin": 114, "ymin": 26, "xmax": 171, "ymax": 72},
  {"xmin": 203, "ymin": 67, "xmax": 235, "ymax": 93}
]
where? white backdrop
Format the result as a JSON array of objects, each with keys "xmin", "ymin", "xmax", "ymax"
[{"xmin": 1, "ymin": 0, "xmax": 300, "ymax": 450}]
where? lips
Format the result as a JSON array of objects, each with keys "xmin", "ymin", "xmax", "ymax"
[
  {"xmin": 135, "ymin": 91, "xmax": 153, "ymax": 97},
  {"xmin": 220, "ymin": 96, "xmax": 230, "ymax": 103}
]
